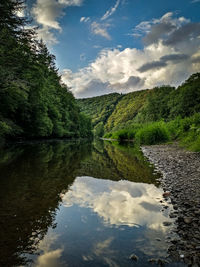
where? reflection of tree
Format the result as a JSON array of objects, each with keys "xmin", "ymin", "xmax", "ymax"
[
  {"xmin": 0, "ymin": 140, "xmax": 159, "ymax": 265},
  {"xmin": 78, "ymin": 141, "xmax": 160, "ymax": 184},
  {"xmin": 105, "ymin": 142, "xmax": 160, "ymax": 184},
  {"xmin": 0, "ymin": 141, "xmax": 90, "ymax": 266}
]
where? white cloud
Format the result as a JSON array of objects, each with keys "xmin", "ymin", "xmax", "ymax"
[
  {"xmin": 101, "ymin": 0, "xmax": 120, "ymax": 21},
  {"xmin": 32, "ymin": 0, "xmax": 83, "ymax": 44},
  {"xmin": 191, "ymin": 0, "xmax": 200, "ymax": 3},
  {"xmin": 37, "ymin": 26, "xmax": 59, "ymax": 45},
  {"xmin": 61, "ymin": 13, "xmax": 200, "ymax": 98},
  {"xmin": 80, "ymin": 16, "xmax": 90, "ymax": 23},
  {"xmin": 132, "ymin": 12, "xmax": 190, "ymax": 41},
  {"xmin": 61, "ymin": 176, "xmax": 171, "ymax": 230},
  {"xmin": 93, "ymin": 45, "xmax": 102, "ymax": 49},
  {"xmin": 91, "ymin": 22, "xmax": 111, "ymax": 40}
]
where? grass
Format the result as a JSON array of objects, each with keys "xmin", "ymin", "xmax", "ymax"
[{"xmin": 103, "ymin": 113, "xmax": 200, "ymax": 151}]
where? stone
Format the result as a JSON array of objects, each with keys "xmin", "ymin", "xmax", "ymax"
[
  {"xmin": 184, "ymin": 217, "xmax": 192, "ymax": 224},
  {"xmin": 129, "ymin": 254, "xmax": 138, "ymax": 261},
  {"xmin": 148, "ymin": 258, "xmax": 157, "ymax": 263},
  {"xmin": 156, "ymin": 238, "xmax": 161, "ymax": 241},
  {"xmin": 163, "ymin": 191, "xmax": 170, "ymax": 198},
  {"xmin": 163, "ymin": 221, "xmax": 172, "ymax": 226}
]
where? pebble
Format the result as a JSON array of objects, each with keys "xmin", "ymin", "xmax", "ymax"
[
  {"xmin": 129, "ymin": 254, "xmax": 138, "ymax": 261},
  {"xmin": 142, "ymin": 144, "xmax": 200, "ymax": 265},
  {"xmin": 184, "ymin": 217, "xmax": 192, "ymax": 224},
  {"xmin": 163, "ymin": 221, "xmax": 172, "ymax": 226}
]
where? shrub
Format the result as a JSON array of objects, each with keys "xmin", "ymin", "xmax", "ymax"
[{"xmin": 135, "ymin": 122, "xmax": 169, "ymax": 145}]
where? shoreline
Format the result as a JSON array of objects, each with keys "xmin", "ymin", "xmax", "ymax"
[{"xmin": 142, "ymin": 143, "xmax": 200, "ymax": 266}]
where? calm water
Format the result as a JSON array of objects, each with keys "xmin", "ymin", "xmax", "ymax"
[{"xmin": 0, "ymin": 140, "xmax": 176, "ymax": 266}]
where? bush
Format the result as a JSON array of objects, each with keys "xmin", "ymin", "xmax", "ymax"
[{"xmin": 135, "ymin": 122, "xmax": 169, "ymax": 145}]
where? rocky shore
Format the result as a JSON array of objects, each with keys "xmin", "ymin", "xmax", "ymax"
[{"xmin": 142, "ymin": 144, "xmax": 200, "ymax": 266}]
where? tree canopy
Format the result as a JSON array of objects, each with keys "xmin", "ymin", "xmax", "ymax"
[{"xmin": 0, "ymin": 0, "xmax": 92, "ymax": 142}]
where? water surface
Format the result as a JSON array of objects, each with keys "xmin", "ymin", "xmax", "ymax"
[{"xmin": 0, "ymin": 140, "xmax": 174, "ymax": 266}]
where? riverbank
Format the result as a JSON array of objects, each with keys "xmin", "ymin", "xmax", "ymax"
[{"xmin": 142, "ymin": 143, "xmax": 200, "ymax": 266}]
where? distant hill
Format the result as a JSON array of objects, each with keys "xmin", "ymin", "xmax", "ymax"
[
  {"xmin": 77, "ymin": 93, "xmax": 122, "ymax": 136},
  {"xmin": 77, "ymin": 73, "xmax": 200, "ymax": 137}
]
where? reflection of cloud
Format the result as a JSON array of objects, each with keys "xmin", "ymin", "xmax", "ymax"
[
  {"xmin": 94, "ymin": 237, "xmax": 114, "ymax": 256},
  {"xmin": 93, "ymin": 237, "xmax": 119, "ymax": 267},
  {"xmin": 36, "ymin": 249, "xmax": 63, "ymax": 267},
  {"xmin": 61, "ymin": 176, "xmax": 169, "ymax": 231},
  {"xmin": 35, "ymin": 232, "xmax": 63, "ymax": 267}
]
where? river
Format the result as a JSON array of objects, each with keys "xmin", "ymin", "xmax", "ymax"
[{"xmin": 0, "ymin": 140, "xmax": 179, "ymax": 266}]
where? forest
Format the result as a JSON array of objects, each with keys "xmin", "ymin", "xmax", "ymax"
[
  {"xmin": 0, "ymin": 0, "xmax": 92, "ymax": 143},
  {"xmin": 1, "ymin": 1, "xmax": 199, "ymax": 151},
  {"xmin": 78, "ymin": 73, "xmax": 200, "ymax": 151}
]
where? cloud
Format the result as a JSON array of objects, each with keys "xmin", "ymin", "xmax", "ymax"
[
  {"xmin": 80, "ymin": 16, "xmax": 90, "ymax": 23},
  {"xmin": 73, "ymin": 79, "xmax": 112, "ymax": 98},
  {"xmin": 133, "ymin": 12, "xmax": 190, "ymax": 44},
  {"xmin": 191, "ymin": 0, "xmax": 200, "ymax": 3},
  {"xmin": 138, "ymin": 53, "xmax": 190, "ymax": 73},
  {"xmin": 93, "ymin": 45, "xmax": 102, "ymax": 49},
  {"xmin": 37, "ymin": 26, "xmax": 59, "ymax": 45},
  {"xmin": 91, "ymin": 22, "xmax": 111, "ymax": 40},
  {"xmin": 112, "ymin": 76, "xmax": 145, "ymax": 91},
  {"xmin": 61, "ymin": 13, "xmax": 200, "ymax": 98},
  {"xmin": 137, "ymin": 61, "xmax": 167, "ymax": 73},
  {"xmin": 101, "ymin": 0, "xmax": 120, "ymax": 21},
  {"xmin": 163, "ymin": 22, "xmax": 200, "ymax": 46},
  {"xmin": 160, "ymin": 53, "xmax": 189, "ymax": 62},
  {"xmin": 32, "ymin": 0, "xmax": 83, "ymax": 44},
  {"xmin": 143, "ymin": 22, "xmax": 176, "ymax": 44}
]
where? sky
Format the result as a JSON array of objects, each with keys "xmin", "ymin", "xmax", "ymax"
[{"xmin": 26, "ymin": 0, "xmax": 200, "ymax": 98}]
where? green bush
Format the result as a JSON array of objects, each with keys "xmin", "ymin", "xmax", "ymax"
[{"xmin": 135, "ymin": 122, "xmax": 169, "ymax": 145}]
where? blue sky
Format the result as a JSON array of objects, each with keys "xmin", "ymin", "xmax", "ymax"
[{"xmin": 27, "ymin": 0, "xmax": 200, "ymax": 97}]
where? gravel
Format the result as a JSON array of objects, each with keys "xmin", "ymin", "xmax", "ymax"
[{"xmin": 142, "ymin": 143, "xmax": 200, "ymax": 266}]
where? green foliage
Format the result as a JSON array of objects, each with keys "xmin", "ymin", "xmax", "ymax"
[
  {"xmin": 166, "ymin": 113, "xmax": 200, "ymax": 151},
  {"xmin": 77, "ymin": 93, "xmax": 122, "ymax": 127},
  {"xmin": 137, "ymin": 86, "xmax": 174, "ymax": 122},
  {"xmin": 135, "ymin": 122, "xmax": 169, "ymax": 145},
  {"xmin": 80, "ymin": 73, "xmax": 200, "ymax": 143},
  {"xmin": 105, "ymin": 114, "xmax": 200, "ymax": 151},
  {"xmin": 93, "ymin": 122, "xmax": 104, "ymax": 137},
  {"xmin": 0, "ymin": 0, "xmax": 92, "ymax": 141},
  {"xmin": 105, "ymin": 90, "xmax": 148, "ymax": 132},
  {"xmin": 168, "ymin": 73, "xmax": 200, "ymax": 119}
]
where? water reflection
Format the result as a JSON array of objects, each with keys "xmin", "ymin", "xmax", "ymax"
[
  {"xmin": 0, "ymin": 141, "xmax": 90, "ymax": 266},
  {"xmin": 35, "ymin": 233, "xmax": 63, "ymax": 267},
  {"xmin": 0, "ymin": 140, "xmax": 172, "ymax": 266},
  {"xmin": 61, "ymin": 176, "xmax": 167, "ymax": 229}
]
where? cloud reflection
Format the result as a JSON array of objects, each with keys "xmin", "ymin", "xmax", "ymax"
[
  {"xmin": 35, "ymin": 232, "xmax": 63, "ymax": 267},
  {"xmin": 61, "ymin": 176, "xmax": 169, "ymax": 230}
]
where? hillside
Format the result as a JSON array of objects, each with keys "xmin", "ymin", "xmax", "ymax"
[
  {"xmin": 77, "ymin": 93, "xmax": 122, "ymax": 136},
  {"xmin": 77, "ymin": 73, "xmax": 200, "ymax": 150}
]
